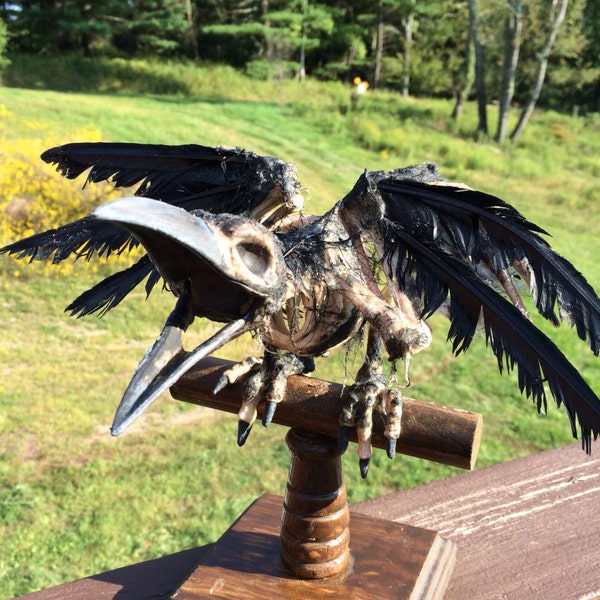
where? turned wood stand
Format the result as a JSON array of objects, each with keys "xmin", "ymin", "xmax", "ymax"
[{"xmin": 164, "ymin": 357, "xmax": 482, "ymax": 599}]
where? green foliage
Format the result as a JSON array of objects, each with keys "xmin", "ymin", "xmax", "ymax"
[
  {"xmin": 123, "ymin": 0, "xmax": 190, "ymax": 56},
  {"xmin": 3, "ymin": 0, "xmax": 130, "ymax": 56},
  {"xmin": 207, "ymin": 1, "xmax": 338, "ymax": 78},
  {"xmin": 245, "ymin": 58, "xmax": 297, "ymax": 80},
  {"xmin": 0, "ymin": 18, "xmax": 9, "ymax": 76},
  {"xmin": 2, "ymin": 1, "xmax": 599, "ymax": 114},
  {"xmin": 3, "ymin": 54, "xmax": 193, "ymax": 94},
  {"xmin": 1, "ymin": 0, "xmax": 191, "ymax": 58},
  {"xmin": 0, "ymin": 64, "xmax": 599, "ymax": 596}
]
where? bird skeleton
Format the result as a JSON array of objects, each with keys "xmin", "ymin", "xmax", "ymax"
[{"xmin": 3, "ymin": 143, "xmax": 600, "ymax": 478}]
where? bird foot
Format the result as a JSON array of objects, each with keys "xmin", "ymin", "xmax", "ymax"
[
  {"xmin": 338, "ymin": 377, "xmax": 402, "ymax": 478},
  {"xmin": 213, "ymin": 356, "xmax": 263, "ymax": 395},
  {"xmin": 214, "ymin": 352, "xmax": 314, "ymax": 446},
  {"xmin": 337, "ymin": 329, "xmax": 403, "ymax": 478}
]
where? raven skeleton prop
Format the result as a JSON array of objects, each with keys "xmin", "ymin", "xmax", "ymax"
[{"xmin": 3, "ymin": 143, "xmax": 600, "ymax": 477}]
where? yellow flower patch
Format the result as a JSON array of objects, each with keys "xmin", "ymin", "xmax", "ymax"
[{"xmin": 0, "ymin": 106, "xmax": 139, "ymax": 278}]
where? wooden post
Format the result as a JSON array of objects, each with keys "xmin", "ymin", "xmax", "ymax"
[
  {"xmin": 280, "ymin": 429, "xmax": 351, "ymax": 579},
  {"xmin": 170, "ymin": 356, "xmax": 468, "ymax": 597}
]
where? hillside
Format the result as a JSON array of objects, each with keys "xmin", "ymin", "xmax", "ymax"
[{"xmin": 1, "ymin": 62, "xmax": 599, "ymax": 597}]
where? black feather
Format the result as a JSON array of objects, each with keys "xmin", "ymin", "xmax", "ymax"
[
  {"xmin": 66, "ymin": 255, "xmax": 154, "ymax": 317},
  {"xmin": 375, "ymin": 177, "xmax": 600, "ymax": 356},
  {"xmin": 0, "ymin": 216, "xmax": 135, "ymax": 263},
  {"xmin": 384, "ymin": 222, "xmax": 600, "ymax": 451},
  {"xmin": 1, "ymin": 142, "xmax": 301, "ymax": 315},
  {"xmin": 339, "ymin": 170, "xmax": 600, "ymax": 449},
  {"xmin": 41, "ymin": 142, "xmax": 300, "ymax": 217},
  {"xmin": 144, "ymin": 267, "xmax": 162, "ymax": 298},
  {"xmin": 2, "ymin": 143, "xmax": 299, "ymax": 264}
]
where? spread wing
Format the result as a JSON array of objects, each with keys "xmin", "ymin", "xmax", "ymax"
[
  {"xmin": 0, "ymin": 143, "xmax": 301, "ymax": 316},
  {"xmin": 339, "ymin": 165, "xmax": 600, "ymax": 450}
]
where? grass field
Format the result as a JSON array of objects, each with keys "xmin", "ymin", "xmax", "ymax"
[{"xmin": 1, "ymin": 58, "xmax": 599, "ymax": 597}]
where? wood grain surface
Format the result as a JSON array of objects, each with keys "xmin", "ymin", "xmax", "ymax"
[
  {"xmin": 354, "ymin": 443, "xmax": 600, "ymax": 600},
  {"xmin": 172, "ymin": 494, "xmax": 456, "ymax": 600}
]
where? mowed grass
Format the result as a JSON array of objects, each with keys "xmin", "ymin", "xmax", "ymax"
[{"xmin": 1, "ymin": 62, "xmax": 600, "ymax": 597}]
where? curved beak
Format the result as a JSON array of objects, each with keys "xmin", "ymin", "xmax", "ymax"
[{"xmin": 92, "ymin": 197, "xmax": 286, "ymax": 435}]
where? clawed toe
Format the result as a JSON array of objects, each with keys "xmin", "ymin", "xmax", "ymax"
[
  {"xmin": 359, "ymin": 458, "xmax": 370, "ymax": 479},
  {"xmin": 262, "ymin": 400, "xmax": 278, "ymax": 427},
  {"xmin": 237, "ymin": 420, "xmax": 253, "ymax": 446},
  {"xmin": 220, "ymin": 352, "xmax": 312, "ymax": 445},
  {"xmin": 337, "ymin": 425, "xmax": 352, "ymax": 453},
  {"xmin": 339, "ymin": 384, "xmax": 403, "ymax": 475},
  {"xmin": 213, "ymin": 356, "xmax": 263, "ymax": 395},
  {"xmin": 386, "ymin": 438, "xmax": 397, "ymax": 459}
]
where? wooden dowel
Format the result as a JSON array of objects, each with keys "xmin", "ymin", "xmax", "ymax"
[{"xmin": 171, "ymin": 356, "xmax": 482, "ymax": 470}]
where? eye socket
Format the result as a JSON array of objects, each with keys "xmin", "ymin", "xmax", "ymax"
[{"xmin": 236, "ymin": 242, "xmax": 270, "ymax": 276}]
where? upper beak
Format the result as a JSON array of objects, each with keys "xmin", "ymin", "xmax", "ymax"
[{"xmin": 92, "ymin": 197, "xmax": 286, "ymax": 435}]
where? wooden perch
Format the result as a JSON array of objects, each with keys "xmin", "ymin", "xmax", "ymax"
[{"xmin": 171, "ymin": 356, "xmax": 482, "ymax": 470}]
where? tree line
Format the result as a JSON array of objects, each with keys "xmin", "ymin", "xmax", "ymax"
[{"xmin": 1, "ymin": 1, "xmax": 599, "ymax": 139}]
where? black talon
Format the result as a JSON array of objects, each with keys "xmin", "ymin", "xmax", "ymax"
[
  {"xmin": 212, "ymin": 375, "xmax": 228, "ymax": 395},
  {"xmin": 337, "ymin": 425, "xmax": 352, "ymax": 453},
  {"xmin": 262, "ymin": 401, "xmax": 277, "ymax": 427},
  {"xmin": 386, "ymin": 438, "xmax": 397, "ymax": 459},
  {"xmin": 237, "ymin": 420, "xmax": 253, "ymax": 446},
  {"xmin": 299, "ymin": 356, "xmax": 316, "ymax": 374},
  {"xmin": 359, "ymin": 457, "xmax": 370, "ymax": 479}
]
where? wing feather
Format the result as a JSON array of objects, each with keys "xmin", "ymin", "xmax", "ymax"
[
  {"xmin": 0, "ymin": 216, "xmax": 133, "ymax": 263},
  {"xmin": 40, "ymin": 142, "xmax": 300, "ymax": 216},
  {"xmin": 339, "ymin": 168, "xmax": 600, "ymax": 448},
  {"xmin": 2, "ymin": 143, "xmax": 300, "ymax": 264},
  {"xmin": 66, "ymin": 255, "xmax": 155, "ymax": 318},
  {"xmin": 374, "ymin": 174, "xmax": 600, "ymax": 355}
]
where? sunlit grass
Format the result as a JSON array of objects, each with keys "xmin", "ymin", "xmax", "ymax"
[{"xmin": 0, "ymin": 60, "xmax": 599, "ymax": 597}]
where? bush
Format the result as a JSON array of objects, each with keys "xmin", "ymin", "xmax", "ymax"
[
  {"xmin": 0, "ymin": 105, "xmax": 123, "ymax": 279},
  {"xmin": 245, "ymin": 59, "xmax": 297, "ymax": 81}
]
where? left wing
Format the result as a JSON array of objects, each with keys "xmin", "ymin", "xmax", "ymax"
[
  {"xmin": 1, "ymin": 143, "xmax": 302, "ymax": 316},
  {"xmin": 339, "ymin": 165, "xmax": 600, "ymax": 450}
]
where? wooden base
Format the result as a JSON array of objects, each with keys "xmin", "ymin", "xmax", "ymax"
[{"xmin": 171, "ymin": 494, "xmax": 456, "ymax": 600}]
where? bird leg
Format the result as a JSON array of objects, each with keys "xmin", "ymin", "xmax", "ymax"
[
  {"xmin": 338, "ymin": 327, "xmax": 403, "ymax": 478},
  {"xmin": 215, "ymin": 351, "xmax": 314, "ymax": 446},
  {"xmin": 339, "ymin": 270, "xmax": 432, "ymax": 366}
]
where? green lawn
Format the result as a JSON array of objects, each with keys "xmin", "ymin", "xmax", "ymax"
[{"xmin": 0, "ymin": 62, "xmax": 599, "ymax": 597}]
